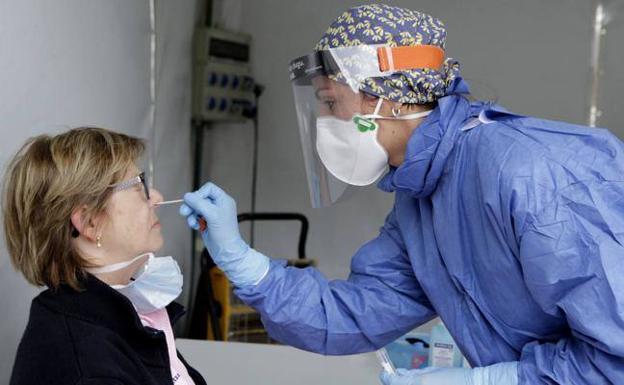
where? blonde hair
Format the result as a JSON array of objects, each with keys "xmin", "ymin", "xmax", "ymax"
[{"xmin": 2, "ymin": 127, "xmax": 145, "ymax": 290}]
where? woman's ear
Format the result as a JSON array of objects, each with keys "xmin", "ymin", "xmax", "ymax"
[{"xmin": 70, "ymin": 206, "xmax": 98, "ymax": 241}]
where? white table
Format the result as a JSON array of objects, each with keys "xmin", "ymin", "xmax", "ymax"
[{"xmin": 176, "ymin": 339, "xmax": 382, "ymax": 385}]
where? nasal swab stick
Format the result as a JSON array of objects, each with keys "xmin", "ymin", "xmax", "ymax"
[
  {"xmin": 154, "ymin": 199, "xmax": 206, "ymax": 231},
  {"xmin": 155, "ymin": 199, "xmax": 184, "ymax": 206}
]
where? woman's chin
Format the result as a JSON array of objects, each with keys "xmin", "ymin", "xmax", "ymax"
[{"xmin": 154, "ymin": 239, "xmax": 164, "ymax": 252}]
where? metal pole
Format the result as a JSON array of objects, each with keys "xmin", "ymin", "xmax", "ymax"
[
  {"xmin": 588, "ymin": 0, "xmax": 607, "ymax": 127},
  {"xmin": 148, "ymin": 0, "xmax": 157, "ymax": 185}
]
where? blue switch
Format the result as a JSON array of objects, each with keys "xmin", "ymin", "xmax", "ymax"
[
  {"xmin": 219, "ymin": 98, "xmax": 228, "ymax": 112},
  {"xmin": 220, "ymin": 74, "xmax": 229, "ymax": 88},
  {"xmin": 209, "ymin": 72, "xmax": 218, "ymax": 86},
  {"xmin": 207, "ymin": 97, "xmax": 216, "ymax": 110}
]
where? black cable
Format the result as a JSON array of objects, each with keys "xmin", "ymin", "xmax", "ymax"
[
  {"xmin": 204, "ymin": 0, "xmax": 213, "ymax": 27},
  {"xmin": 249, "ymin": 84, "xmax": 265, "ymax": 247},
  {"xmin": 187, "ymin": 120, "xmax": 204, "ymax": 333},
  {"xmin": 188, "ymin": 120, "xmax": 222, "ymax": 340}
]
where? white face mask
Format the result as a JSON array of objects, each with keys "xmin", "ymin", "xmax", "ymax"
[
  {"xmin": 87, "ymin": 253, "xmax": 183, "ymax": 314},
  {"xmin": 315, "ymin": 99, "xmax": 433, "ymax": 186}
]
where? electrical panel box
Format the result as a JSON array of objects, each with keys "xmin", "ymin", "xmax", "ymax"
[{"xmin": 193, "ymin": 28, "xmax": 255, "ymax": 122}]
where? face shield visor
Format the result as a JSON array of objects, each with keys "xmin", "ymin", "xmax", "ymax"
[{"xmin": 288, "ymin": 44, "xmax": 444, "ymax": 208}]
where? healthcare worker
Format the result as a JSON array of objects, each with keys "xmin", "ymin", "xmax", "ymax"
[{"xmin": 180, "ymin": 4, "xmax": 624, "ymax": 385}]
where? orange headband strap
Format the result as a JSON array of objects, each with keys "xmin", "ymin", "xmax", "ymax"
[{"xmin": 377, "ymin": 45, "xmax": 445, "ymax": 72}]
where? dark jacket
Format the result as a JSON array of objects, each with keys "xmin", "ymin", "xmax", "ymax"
[{"xmin": 10, "ymin": 274, "xmax": 207, "ymax": 385}]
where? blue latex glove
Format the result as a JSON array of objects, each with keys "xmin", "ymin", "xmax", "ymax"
[
  {"xmin": 379, "ymin": 362, "xmax": 518, "ymax": 385},
  {"xmin": 179, "ymin": 182, "xmax": 270, "ymax": 288}
]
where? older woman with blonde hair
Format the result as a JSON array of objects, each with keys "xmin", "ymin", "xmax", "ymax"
[{"xmin": 4, "ymin": 127, "xmax": 205, "ymax": 385}]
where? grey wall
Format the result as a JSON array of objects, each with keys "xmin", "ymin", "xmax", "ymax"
[
  {"xmin": 0, "ymin": 0, "xmax": 196, "ymax": 382},
  {"xmin": 202, "ymin": 0, "xmax": 624, "ymax": 283}
]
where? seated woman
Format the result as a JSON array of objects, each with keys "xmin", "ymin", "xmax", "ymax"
[{"xmin": 4, "ymin": 127, "xmax": 206, "ymax": 385}]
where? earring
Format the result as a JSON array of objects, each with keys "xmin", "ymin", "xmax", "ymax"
[
  {"xmin": 391, "ymin": 107, "xmax": 401, "ymax": 117},
  {"xmin": 96, "ymin": 235, "xmax": 102, "ymax": 248}
]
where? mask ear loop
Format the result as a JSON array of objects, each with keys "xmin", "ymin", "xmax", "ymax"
[
  {"xmin": 371, "ymin": 98, "xmax": 384, "ymax": 123},
  {"xmin": 86, "ymin": 253, "xmax": 154, "ymax": 274},
  {"xmin": 369, "ymin": 98, "xmax": 388, "ymax": 154},
  {"xmin": 361, "ymin": 97, "xmax": 433, "ymax": 121},
  {"xmin": 392, "ymin": 109, "xmax": 433, "ymax": 120},
  {"xmin": 360, "ymin": 97, "xmax": 388, "ymax": 121}
]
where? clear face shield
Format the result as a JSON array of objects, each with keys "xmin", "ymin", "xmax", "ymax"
[{"xmin": 289, "ymin": 44, "xmax": 444, "ymax": 208}]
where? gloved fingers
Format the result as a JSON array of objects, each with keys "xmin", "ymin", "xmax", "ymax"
[
  {"xmin": 379, "ymin": 370, "xmax": 403, "ymax": 385},
  {"xmin": 379, "ymin": 370, "xmax": 415, "ymax": 385},
  {"xmin": 197, "ymin": 182, "xmax": 229, "ymax": 203},
  {"xmin": 379, "ymin": 370, "xmax": 393, "ymax": 385},
  {"xmin": 179, "ymin": 203, "xmax": 201, "ymax": 230},
  {"xmin": 183, "ymin": 192, "xmax": 217, "ymax": 221},
  {"xmin": 408, "ymin": 367, "xmax": 440, "ymax": 375},
  {"xmin": 379, "ymin": 367, "xmax": 447, "ymax": 385},
  {"xmin": 186, "ymin": 214, "xmax": 199, "ymax": 230},
  {"xmin": 179, "ymin": 203, "xmax": 194, "ymax": 216}
]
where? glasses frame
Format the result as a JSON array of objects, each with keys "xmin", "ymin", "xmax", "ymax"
[{"xmin": 111, "ymin": 171, "xmax": 150, "ymax": 201}]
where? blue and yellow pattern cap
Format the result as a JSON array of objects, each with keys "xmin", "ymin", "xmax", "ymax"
[{"xmin": 314, "ymin": 4, "xmax": 461, "ymax": 104}]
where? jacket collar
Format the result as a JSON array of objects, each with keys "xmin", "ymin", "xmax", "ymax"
[
  {"xmin": 35, "ymin": 273, "xmax": 186, "ymax": 339},
  {"xmin": 378, "ymin": 77, "xmax": 517, "ymax": 198}
]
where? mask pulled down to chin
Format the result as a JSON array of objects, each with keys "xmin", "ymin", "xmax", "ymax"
[{"xmin": 87, "ymin": 253, "xmax": 183, "ymax": 314}]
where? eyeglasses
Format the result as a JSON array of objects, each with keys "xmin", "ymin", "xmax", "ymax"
[{"xmin": 112, "ymin": 171, "xmax": 150, "ymax": 201}]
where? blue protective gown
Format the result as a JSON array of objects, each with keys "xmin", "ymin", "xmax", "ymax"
[{"xmin": 236, "ymin": 78, "xmax": 624, "ymax": 384}]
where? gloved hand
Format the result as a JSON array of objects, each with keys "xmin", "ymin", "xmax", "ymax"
[
  {"xmin": 380, "ymin": 368, "xmax": 471, "ymax": 385},
  {"xmin": 379, "ymin": 362, "xmax": 518, "ymax": 385},
  {"xmin": 179, "ymin": 182, "xmax": 270, "ymax": 288}
]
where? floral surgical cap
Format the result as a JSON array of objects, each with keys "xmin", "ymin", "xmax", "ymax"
[{"xmin": 315, "ymin": 4, "xmax": 461, "ymax": 104}]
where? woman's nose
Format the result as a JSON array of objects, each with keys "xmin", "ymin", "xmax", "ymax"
[{"xmin": 150, "ymin": 188, "xmax": 164, "ymax": 205}]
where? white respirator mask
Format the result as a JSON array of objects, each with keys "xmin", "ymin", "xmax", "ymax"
[
  {"xmin": 315, "ymin": 98, "xmax": 432, "ymax": 186},
  {"xmin": 87, "ymin": 253, "xmax": 183, "ymax": 314}
]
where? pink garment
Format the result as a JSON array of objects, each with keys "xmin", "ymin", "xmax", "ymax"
[{"xmin": 139, "ymin": 308, "xmax": 196, "ymax": 385}]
